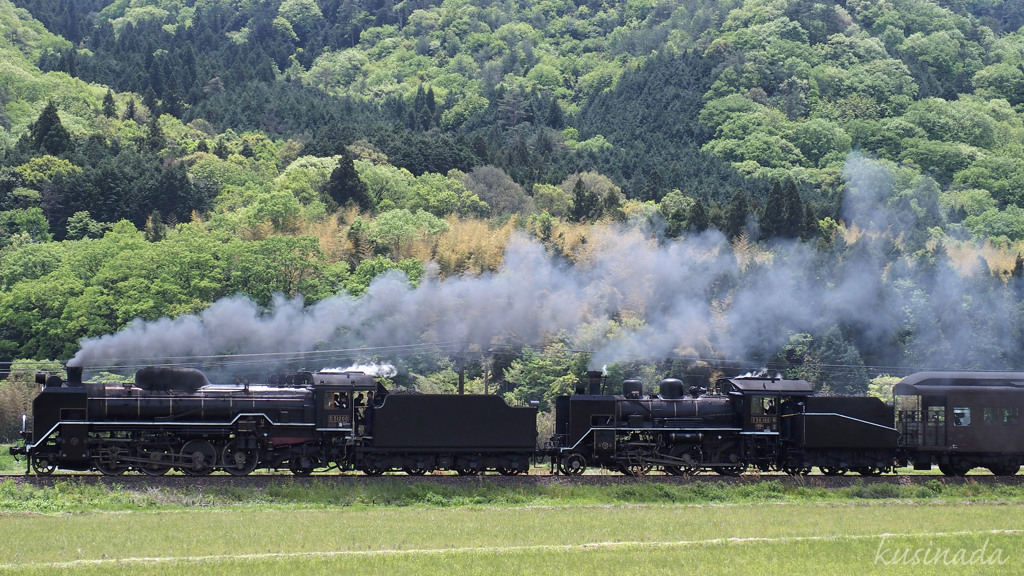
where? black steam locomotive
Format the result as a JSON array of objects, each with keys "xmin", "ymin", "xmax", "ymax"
[
  {"xmin": 10, "ymin": 365, "xmax": 536, "ymax": 476},
  {"xmin": 10, "ymin": 366, "xmax": 1024, "ymax": 477},
  {"xmin": 547, "ymin": 371, "xmax": 898, "ymax": 476}
]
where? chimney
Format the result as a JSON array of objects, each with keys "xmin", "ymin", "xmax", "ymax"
[
  {"xmin": 586, "ymin": 370, "xmax": 603, "ymax": 395},
  {"xmin": 66, "ymin": 365, "xmax": 84, "ymax": 387}
]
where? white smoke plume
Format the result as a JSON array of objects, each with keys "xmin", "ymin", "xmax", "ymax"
[
  {"xmin": 322, "ymin": 364, "xmax": 398, "ymax": 377},
  {"xmin": 69, "ymin": 153, "xmax": 1024, "ymax": 378}
]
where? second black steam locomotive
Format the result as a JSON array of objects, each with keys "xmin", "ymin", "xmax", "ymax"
[
  {"xmin": 11, "ymin": 366, "xmax": 1024, "ymax": 477},
  {"xmin": 547, "ymin": 371, "xmax": 898, "ymax": 476}
]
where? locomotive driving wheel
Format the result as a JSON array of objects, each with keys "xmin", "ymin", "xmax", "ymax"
[
  {"xmin": 180, "ymin": 440, "xmax": 217, "ymax": 476},
  {"xmin": 619, "ymin": 463, "xmax": 653, "ymax": 477},
  {"xmin": 94, "ymin": 446, "xmax": 129, "ymax": 476},
  {"xmin": 222, "ymin": 440, "xmax": 259, "ymax": 476},
  {"xmin": 664, "ymin": 444, "xmax": 702, "ymax": 476},
  {"xmin": 715, "ymin": 463, "xmax": 748, "ymax": 476},
  {"xmin": 137, "ymin": 443, "xmax": 175, "ymax": 476}
]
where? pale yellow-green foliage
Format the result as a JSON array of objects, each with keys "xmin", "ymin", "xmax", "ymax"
[
  {"xmin": 546, "ymin": 220, "xmax": 594, "ymax": 263},
  {"xmin": 275, "ymin": 155, "xmax": 339, "ymax": 204},
  {"xmin": 831, "ymin": 221, "xmax": 1024, "ymax": 280},
  {"xmin": 14, "ymin": 155, "xmax": 81, "ymax": 186},
  {"xmin": 731, "ymin": 230, "xmax": 773, "ymax": 271},
  {"xmin": 946, "ymin": 239, "xmax": 1024, "ymax": 277},
  {"xmin": 300, "ymin": 210, "xmax": 353, "ymax": 263},
  {"xmin": 432, "ymin": 217, "xmax": 517, "ymax": 276},
  {"xmin": 867, "ymin": 374, "xmax": 901, "ymax": 400}
]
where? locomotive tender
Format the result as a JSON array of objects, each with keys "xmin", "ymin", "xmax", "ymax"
[{"xmin": 10, "ymin": 366, "xmax": 1024, "ymax": 477}]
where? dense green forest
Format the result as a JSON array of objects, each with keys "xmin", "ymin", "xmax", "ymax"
[{"xmin": 4, "ymin": 0, "xmax": 1024, "ymax": 437}]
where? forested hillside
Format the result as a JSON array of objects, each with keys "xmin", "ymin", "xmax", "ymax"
[{"xmin": 4, "ymin": 0, "xmax": 1024, "ymax": 433}]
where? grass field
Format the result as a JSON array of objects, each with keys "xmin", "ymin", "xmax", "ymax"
[{"xmin": 0, "ymin": 478, "xmax": 1022, "ymax": 575}]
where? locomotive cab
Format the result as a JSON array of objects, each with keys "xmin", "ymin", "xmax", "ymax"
[
  {"xmin": 716, "ymin": 376, "xmax": 813, "ymax": 433},
  {"xmin": 312, "ymin": 371, "xmax": 379, "ymax": 433}
]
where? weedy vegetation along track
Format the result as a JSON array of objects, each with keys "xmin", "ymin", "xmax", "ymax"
[{"xmin": 6, "ymin": 470, "xmax": 1024, "ymax": 491}]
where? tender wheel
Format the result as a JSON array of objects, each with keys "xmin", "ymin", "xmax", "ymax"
[
  {"xmin": 180, "ymin": 440, "xmax": 217, "ymax": 476},
  {"xmin": 32, "ymin": 456, "xmax": 56, "ymax": 476},
  {"xmin": 222, "ymin": 441, "xmax": 259, "ymax": 476},
  {"xmin": 497, "ymin": 467, "xmax": 521, "ymax": 476},
  {"xmin": 819, "ymin": 466, "xmax": 847, "ymax": 476},
  {"xmin": 559, "ymin": 453, "xmax": 587, "ymax": 476},
  {"xmin": 988, "ymin": 464, "xmax": 1020, "ymax": 476},
  {"xmin": 857, "ymin": 466, "xmax": 884, "ymax": 476},
  {"xmin": 360, "ymin": 454, "xmax": 384, "ymax": 476},
  {"xmin": 404, "ymin": 467, "xmax": 428, "ymax": 476},
  {"xmin": 289, "ymin": 459, "xmax": 315, "ymax": 476},
  {"xmin": 938, "ymin": 463, "xmax": 969, "ymax": 476}
]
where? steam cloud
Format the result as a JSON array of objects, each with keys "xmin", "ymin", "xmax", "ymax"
[{"xmin": 70, "ymin": 154, "xmax": 1023, "ymax": 378}]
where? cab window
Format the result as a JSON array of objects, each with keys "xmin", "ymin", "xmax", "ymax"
[{"xmin": 750, "ymin": 396, "xmax": 776, "ymax": 416}]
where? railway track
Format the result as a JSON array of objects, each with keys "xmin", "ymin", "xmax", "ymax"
[{"xmin": 4, "ymin": 470, "xmax": 1024, "ymax": 489}]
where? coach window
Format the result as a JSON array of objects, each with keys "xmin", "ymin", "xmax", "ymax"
[
  {"xmin": 984, "ymin": 407, "xmax": 995, "ymax": 425},
  {"xmin": 952, "ymin": 407, "xmax": 971, "ymax": 427},
  {"xmin": 1004, "ymin": 407, "xmax": 1020, "ymax": 425}
]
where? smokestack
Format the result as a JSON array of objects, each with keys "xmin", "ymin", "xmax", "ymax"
[
  {"xmin": 587, "ymin": 370, "xmax": 603, "ymax": 395},
  {"xmin": 66, "ymin": 365, "xmax": 83, "ymax": 386}
]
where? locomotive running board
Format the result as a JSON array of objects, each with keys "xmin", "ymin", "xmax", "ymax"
[{"xmin": 22, "ymin": 412, "xmax": 314, "ymax": 451}]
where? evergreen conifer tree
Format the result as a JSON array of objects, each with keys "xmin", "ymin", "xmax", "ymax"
[
  {"xmin": 29, "ymin": 100, "xmax": 72, "ymax": 155},
  {"xmin": 123, "ymin": 98, "xmax": 137, "ymax": 122},
  {"xmin": 102, "ymin": 90, "xmax": 116, "ymax": 118},
  {"xmin": 326, "ymin": 149, "xmax": 373, "ymax": 211},
  {"xmin": 145, "ymin": 115, "xmax": 165, "ymax": 151},
  {"xmin": 762, "ymin": 181, "xmax": 785, "ymax": 238},
  {"xmin": 725, "ymin": 189, "xmax": 749, "ymax": 239},
  {"xmin": 570, "ymin": 178, "xmax": 601, "ymax": 222}
]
